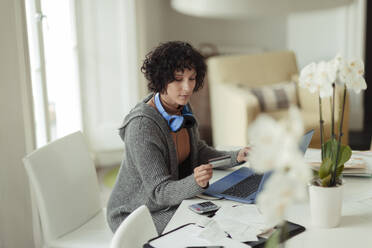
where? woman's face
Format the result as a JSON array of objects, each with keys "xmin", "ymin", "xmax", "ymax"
[{"xmin": 162, "ymin": 68, "xmax": 196, "ymax": 107}]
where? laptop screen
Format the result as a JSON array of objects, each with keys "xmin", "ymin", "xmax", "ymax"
[{"xmin": 299, "ymin": 129, "xmax": 314, "ymax": 154}]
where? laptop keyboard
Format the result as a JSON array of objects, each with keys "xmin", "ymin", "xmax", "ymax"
[{"xmin": 221, "ymin": 174, "xmax": 263, "ymax": 198}]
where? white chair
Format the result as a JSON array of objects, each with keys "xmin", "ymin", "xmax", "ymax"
[
  {"xmin": 110, "ymin": 205, "xmax": 157, "ymax": 248},
  {"xmin": 23, "ymin": 131, "xmax": 113, "ymax": 248}
]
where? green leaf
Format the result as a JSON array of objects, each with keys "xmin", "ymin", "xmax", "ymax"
[
  {"xmin": 319, "ymin": 157, "xmax": 332, "ymax": 179},
  {"xmin": 265, "ymin": 228, "xmax": 281, "ymax": 248},
  {"xmin": 323, "ymin": 138, "xmax": 338, "ymax": 161},
  {"xmin": 336, "ymin": 164, "xmax": 344, "ymax": 178},
  {"xmin": 321, "ymin": 174, "xmax": 332, "ymax": 187},
  {"xmin": 337, "ymin": 145, "xmax": 352, "ymax": 167},
  {"xmin": 322, "ymin": 140, "xmax": 351, "ymax": 183}
]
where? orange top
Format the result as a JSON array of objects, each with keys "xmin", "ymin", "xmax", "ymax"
[{"xmin": 147, "ymin": 96, "xmax": 190, "ymax": 164}]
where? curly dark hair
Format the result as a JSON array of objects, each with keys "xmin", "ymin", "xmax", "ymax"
[{"xmin": 141, "ymin": 41, "xmax": 206, "ymax": 93}]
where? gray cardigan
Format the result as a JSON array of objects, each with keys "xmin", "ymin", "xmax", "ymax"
[{"xmin": 106, "ymin": 94, "xmax": 239, "ymax": 234}]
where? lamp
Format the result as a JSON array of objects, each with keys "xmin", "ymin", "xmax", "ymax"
[{"xmin": 171, "ymin": 0, "xmax": 353, "ymax": 19}]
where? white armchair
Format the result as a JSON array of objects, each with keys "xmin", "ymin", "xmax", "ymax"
[{"xmin": 207, "ymin": 51, "xmax": 349, "ymax": 148}]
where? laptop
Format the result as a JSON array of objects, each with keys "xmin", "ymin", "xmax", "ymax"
[{"xmin": 203, "ymin": 129, "xmax": 314, "ymax": 204}]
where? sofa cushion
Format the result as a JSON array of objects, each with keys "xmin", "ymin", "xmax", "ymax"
[{"xmin": 245, "ymin": 81, "xmax": 298, "ymax": 112}]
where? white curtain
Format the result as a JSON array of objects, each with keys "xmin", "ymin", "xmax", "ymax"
[{"xmin": 75, "ymin": 0, "xmax": 139, "ymax": 166}]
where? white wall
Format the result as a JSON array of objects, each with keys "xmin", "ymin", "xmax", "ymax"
[
  {"xmin": 287, "ymin": 7, "xmax": 348, "ymax": 69},
  {"xmin": 0, "ymin": 0, "xmax": 36, "ymax": 247},
  {"xmin": 137, "ymin": 0, "xmax": 169, "ymax": 54},
  {"xmin": 163, "ymin": 2, "xmax": 287, "ymax": 53},
  {"xmin": 287, "ymin": 0, "xmax": 366, "ymax": 131},
  {"xmin": 139, "ymin": 0, "xmax": 287, "ymax": 55}
]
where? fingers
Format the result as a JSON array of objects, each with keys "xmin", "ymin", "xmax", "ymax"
[
  {"xmin": 194, "ymin": 164, "xmax": 213, "ymax": 188},
  {"xmin": 242, "ymin": 146, "xmax": 250, "ymax": 156},
  {"xmin": 237, "ymin": 147, "xmax": 251, "ymax": 163},
  {"xmin": 195, "ymin": 164, "xmax": 213, "ymax": 171}
]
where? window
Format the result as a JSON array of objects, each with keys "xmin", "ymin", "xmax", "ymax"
[
  {"xmin": 26, "ymin": 0, "xmax": 82, "ymax": 147},
  {"xmin": 26, "ymin": 0, "xmax": 139, "ymax": 166}
]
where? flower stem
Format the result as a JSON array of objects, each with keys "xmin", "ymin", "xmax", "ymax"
[
  {"xmin": 331, "ymin": 83, "xmax": 335, "ymax": 139},
  {"xmin": 319, "ymin": 96, "xmax": 324, "ymax": 161},
  {"xmin": 330, "ymin": 86, "xmax": 347, "ymax": 186}
]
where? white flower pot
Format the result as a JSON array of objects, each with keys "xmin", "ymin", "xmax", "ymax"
[{"xmin": 308, "ymin": 183, "xmax": 343, "ymax": 228}]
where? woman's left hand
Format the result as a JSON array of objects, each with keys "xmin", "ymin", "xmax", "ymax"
[{"xmin": 237, "ymin": 146, "xmax": 250, "ymax": 163}]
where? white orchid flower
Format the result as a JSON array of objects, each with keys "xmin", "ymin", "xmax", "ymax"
[
  {"xmin": 257, "ymin": 172, "xmax": 307, "ymax": 226},
  {"xmin": 247, "ymin": 105, "xmax": 310, "ymax": 227},
  {"xmin": 271, "ymin": 136, "xmax": 298, "ymax": 171},
  {"xmin": 329, "ymin": 54, "xmax": 343, "ymax": 85},
  {"xmin": 284, "ymin": 153, "xmax": 312, "ymax": 185},
  {"xmin": 299, "ymin": 62, "xmax": 317, "ymax": 93},
  {"xmin": 280, "ymin": 106, "xmax": 304, "ymax": 141},
  {"xmin": 349, "ymin": 59, "xmax": 364, "ymax": 76},
  {"xmin": 300, "ymin": 55, "xmax": 367, "ymax": 95},
  {"xmin": 346, "ymin": 74, "xmax": 367, "ymax": 94},
  {"xmin": 321, "ymin": 60, "xmax": 338, "ymax": 83},
  {"xmin": 339, "ymin": 58, "xmax": 367, "ymax": 93},
  {"xmin": 248, "ymin": 114, "xmax": 306, "ymax": 174},
  {"xmin": 313, "ymin": 61, "xmax": 334, "ymax": 98},
  {"xmin": 332, "ymin": 53, "xmax": 343, "ymax": 67},
  {"xmin": 248, "ymin": 115, "xmax": 286, "ymax": 172},
  {"xmin": 339, "ymin": 60, "xmax": 353, "ymax": 84},
  {"xmin": 299, "ymin": 61, "xmax": 335, "ymax": 98},
  {"xmin": 317, "ymin": 80, "xmax": 333, "ymax": 98}
]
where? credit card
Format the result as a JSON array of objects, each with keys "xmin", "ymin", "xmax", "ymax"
[{"xmin": 208, "ymin": 155, "xmax": 231, "ymax": 168}]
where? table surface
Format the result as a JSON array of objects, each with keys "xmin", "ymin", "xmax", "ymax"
[{"xmin": 164, "ymin": 149, "xmax": 372, "ymax": 248}]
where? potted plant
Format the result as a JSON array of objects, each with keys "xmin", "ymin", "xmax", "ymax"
[{"xmin": 299, "ymin": 54, "xmax": 367, "ymax": 228}]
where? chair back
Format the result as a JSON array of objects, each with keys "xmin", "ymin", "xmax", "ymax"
[
  {"xmin": 207, "ymin": 50, "xmax": 298, "ymax": 87},
  {"xmin": 110, "ymin": 205, "xmax": 157, "ymax": 248},
  {"xmin": 23, "ymin": 131, "xmax": 102, "ymax": 242}
]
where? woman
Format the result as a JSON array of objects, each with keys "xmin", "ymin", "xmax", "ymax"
[{"xmin": 107, "ymin": 41, "xmax": 249, "ymax": 234}]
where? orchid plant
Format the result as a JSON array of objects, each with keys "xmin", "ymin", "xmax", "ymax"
[
  {"xmin": 247, "ymin": 107, "xmax": 312, "ymax": 248},
  {"xmin": 299, "ymin": 54, "xmax": 367, "ymax": 187}
]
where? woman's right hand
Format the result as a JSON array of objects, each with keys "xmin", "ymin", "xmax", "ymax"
[{"xmin": 194, "ymin": 164, "xmax": 213, "ymax": 188}]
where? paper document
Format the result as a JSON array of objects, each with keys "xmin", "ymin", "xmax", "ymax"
[
  {"xmin": 212, "ymin": 218, "xmax": 260, "ymax": 242},
  {"xmin": 193, "ymin": 205, "xmax": 267, "ymax": 242},
  {"xmin": 211, "ymin": 205, "xmax": 268, "ymax": 242},
  {"xmin": 214, "ymin": 205, "xmax": 266, "ymax": 226},
  {"xmin": 148, "ymin": 224, "xmax": 251, "ymax": 248},
  {"xmin": 197, "ymin": 219, "xmax": 228, "ymax": 241},
  {"xmin": 195, "ymin": 215, "xmax": 258, "ymax": 242}
]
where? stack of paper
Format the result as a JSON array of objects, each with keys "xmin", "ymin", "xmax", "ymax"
[
  {"xmin": 195, "ymin": 205, "xmax": 270, "ymax": 242},
  {"xmin": 148, "ymin": 223, "xmax": 250, "ymax": 248}
]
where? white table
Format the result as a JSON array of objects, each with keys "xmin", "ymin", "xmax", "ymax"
[{"xmin": 164, "ymin": 149, "xmax": 372, "ymax": 247}]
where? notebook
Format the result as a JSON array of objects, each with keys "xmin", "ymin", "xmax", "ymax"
[{"xmin": 203, "ymin": 129, "xmax": 314, "ymax": 204}]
